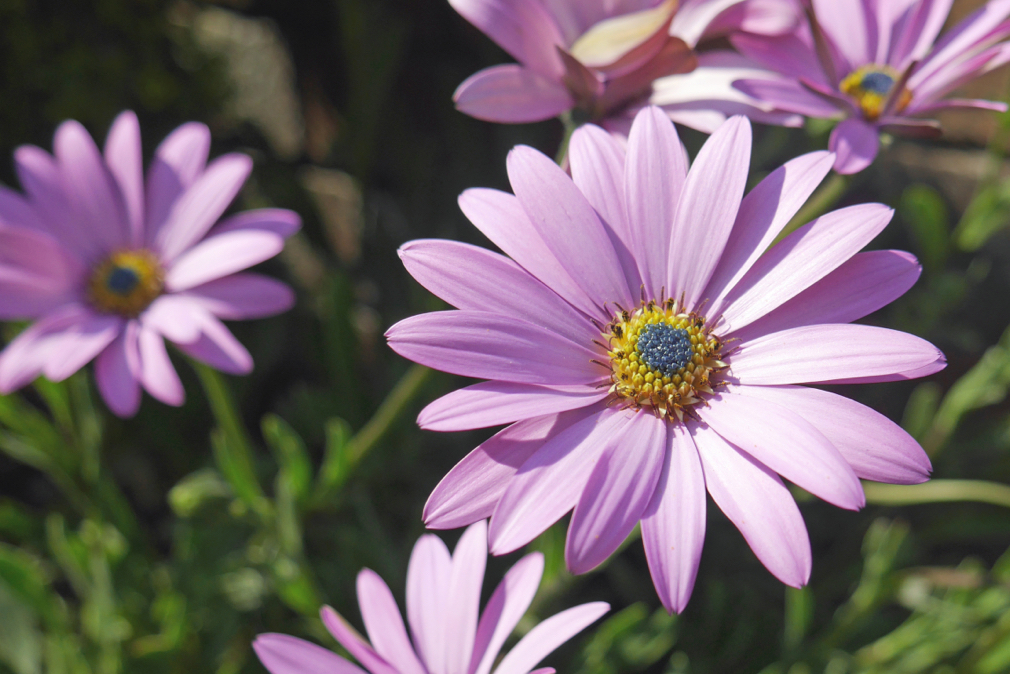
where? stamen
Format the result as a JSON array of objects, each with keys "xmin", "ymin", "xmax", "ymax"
[
  {"xmin": 840, "ymin": 64, "xmax": 911, "ymax": 120},
  {"xmin": 88, "ymin": 250, "xmax": 164, "ymax": 317}
]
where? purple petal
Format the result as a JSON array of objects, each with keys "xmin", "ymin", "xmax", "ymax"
[
  {"xmin": 737, "ymin": 385, "xmax": 931, "ymax": 484},
  {"xmin": 321, "ymin": 606, "xmax": 400, "ymax": 674},
  {"xmin": 447, "ymin": 521, "xmax": 488, "ymax": 674},
  {"xmin": 717, "ymin": 203, "xmax": 894, "ymax": 333},
  {"xmin": 827, "ymin": 358, "xmax": 946, "ymax": 385},
  {"xmin": 253, "ymin": 634, "xmax": 367, "ymax": 674},
  {"xmin": 418, "ymin": 381, "xmax": 607, "ymax": 432},
  {"xmin": 95, "ymin": 323, "xmax": 141, "ymax": 418},
  {"xmin": 668, "ymin": 116, "xmax": 752, "ymax": 311},
  {"xmin": 145, "ymin": 122, "xmax": 211, "ymax": 246},
  {"xmin": 889, "ymin": 0, "xmax": 956, "ymax": 68},
  {"xmin": 356, "ymin": 570, "xmax": 427, "ymax": 674},
  {"xmin": 910, "ymin": 43, "xmax": 1010, "ymax": 108},
  {"xmin": 0, "ymin": 184, "xmax": 47, "ymax": 231},
  {"xmin": 140, "ymin": 295, "xmax": 206, "ymax": 344},
  {"xmin": 732, "ymin": 78, "xmax": 841, "ymax": 117},
  {"xmin": 449, "ymin": 0, "xmax": 565, "ymax": 77},
  {"xmin": 493, "ymin": 602, "xmax": 609, "ymax": 674},
  {"xmin": 700, "ymin": 387, "xmax": 865, "ymax": 510},
  {"xmin": 641, "ymin": 425, "xmax": 706, "ymax": 614},
  {"xmin": 165, "ymin": 229, "xmax": 286, "ymax": 291},
  {"xmin": 692, "ymin": 423, "xmax": 811, "ymax": 587},
  {"xmin": 730, "ymin": 324, "xmax": 945, "ymax": 385},
  {"xmin": 469, "ymin": 552, "xmax": 544, "ymax": 674},
  {"xmin": 731, "ymin": 250, "xmax": 921, "ymax": 342},
  {"xmin": 212, "ymin": 208, "xmax": 301, "ymax": 238},
  {"xmin": 812, "ymin": 0, "xmax": 873, "ymax": 72},
  {"xmin": 730, "ymin": 32, "xmax": 826, "ymax": 83},
  {"xmin": 39, "ymin": 312, "xmax": 122, "ymax": 383},
  {"xmin": 454, "ymin": 65, "xmax": 573, "ymax": 123},
  {"xmin": 910, "ymin": 0, "xmax": 1010, "ymax": 88},
  {"xmin": 406, "ymin": 534, "xmax": 453, "ymax": 673},
  {"xmin": 424, "ymin": 407, "xmax": 601, "ymax": 529},
  {"xmin": 671, "ymin": 0, "xmax": 759, "ymax": 46},
  {"xmin": 0, "ymin": 225, "xmax": 86, "ymax": 319},
  {"xmin": 0, "ymin": 304, "xmax": 105, "ymax": 391},
  {"xmin": 385, "ymin": 310, "xmax": 604, "ymax": 387},
  {"xmin": 830, "ymin": 118, "xmax": 880, "ymax": 175},
  {"xmin": 173, "ymin": 314, "xmax": 253, "ymax": 375},
  {"xmin": 398, "ymin": 239, "xmax": 596, "ymax": 345},
  {"xmin": 103, "ymin": 111, "xmax": 145, "ymax": 246},
  {"xmin": 13, "ymin": 145, "xmax": 80, "ymax": 248},
  {"xmin": 566, "ymin": 411, "xmax": 666, "ymax": 573},
  {"xmin": 489, "ymin": 407, "xmax": 632, "ymax": 555},
  {"xmin": 182, "ymin": 273, "xmax": 295, "ymax": 320},
  {"xmin": 137, "ymin": 326, "xmax": 184, "ymax": 406}
]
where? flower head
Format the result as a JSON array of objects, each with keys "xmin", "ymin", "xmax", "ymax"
[
  {"xmin": 253, "ymin": 521, "xmax": 608, "ymax": 674},
  {"xmin": 0, "ymin": 111, "xmax": 299, "ymax": 416},
  {"xmin": 387, "ymin": 106, "xmax": 943, "ymax": 612},
  {"xmin": 732, "ymin": 0, "xmax": 1010, "ymax": 173}
]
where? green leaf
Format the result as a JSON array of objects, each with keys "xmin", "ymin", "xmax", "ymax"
[
  {"xmin": 0, "ymin": 544, "xmax": 57, "ymax": 628},
  {"xmin": 899, "ymin": 184, "xmax": 949, "ymax": 272},
  {"xmin": 316, "ymin": 417, "xmax": 351, "ymax": 500},
  {"xmin": 210, "ymin": 429, "xmax": 271, "ymax": 520},
  {"xmin": 262, "ymin": 414, "xmax": 312, "ymax": 506},
  {"xmin": 168, "ymin": 468, "xmax": 232, "ymax": 518},
  {"xmin": 955, "ymin": 178, "xmax": 1010, "ymax": 251},
  {"xmin": 0, "ymin": 578, "xmax": 42, "ymax": 674}
]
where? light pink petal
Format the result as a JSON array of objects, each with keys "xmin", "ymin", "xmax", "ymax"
[
  {"xmin": 889, "ymin": 0, "xmax": 956, "ymax": 68},
  {"xmin": 699, "ymin": 0, "xmax": 801, "ymax": 39},
  {"xmin": 424, "ymin": 407, "xmax": 602, "ymax": 529},
  {"xmin": 730, "ymin": 32, "xmax": 826, "ymax": 83},
  {"xmin": 454, "ymin": 65, "xmax": 573, "ymax": 123},
  {"xmin": 447, "ymin": 521, "xmax": 489, "ymax": 674},
  {"xmin": 730, "ymin": 323, "xmax": 945, "ymax": 385},
  {"xmin": 155, "ymin": 153, "xmax": 253, "ymax": 262},
  {"xmin": 732, "ymin": 78, "xmax": 841, "ymax": 117},
  {"xmin": 704, "ymin": 150, "xmax": 835, "ymax": 316},
  {"xmin": 493, "ymin": 603, "xmax": 609, "ymax": 674},
  {"xmin": 406, "ymin": 534, "xmax": 453, "ymax": 674},
  {"xmin": 165, "ymin": 229, "xmax": 285, "ymax": 291},
  {"xmin": 469, "ymin": 552, "xmax": 544, "ymax": 674},
  {"xmin": 0, "ymin": 305, "xmax": 101, "ymax": 391},
  {"xmin": 717, "ymin": 203, "xmax": 894, "ymax": 333},
  {"xmin": 566, "ymin": 411, "xmax": 666, "ymax": 573},
  {"xmin": 692, "ymin": 423, "xmax": 811, "ymax": 587},
  {"xmin": 811, "ymin": 0, "xmax": 872, "ymax": 72},
  {"xmin": 103, "ymin": 111, "xmax": 145, "ymax": 246},
  {"xmin": 830, "ymin": 118, "xmax": 880, "ymax": 175},
  {"xmin": 0, "ymin": 184, "xmax": 47, "ymax": 231},
  {"xmin": 701, "ymin": 387, "xmax": 865, "ymax": 509},
  {"xmin": 671, "ymin": 0, "xmax": 751, "ymax": 46},
  {"xmin": 909, "ymin": 97, "xmax": 1009, "ymax": 114},
  {"xmin": 182, "ymin": 273, "xmax": 295, "ymax": 320},
  {"xmin": 641, "ymin": 425, "xmax": 706, "ymax": 614},
  {"xmin": 489, "ymin": 407, "xmax": 633, "ymax": 555},
  {"xmin": 386, "ymin": 311, "xmax": 604, "ymax": 387},
  {"xmin": 136, "ymin": 326, "xmax": 184, "ymax": 406},
  {"xmin": 449, "ymin": 0, "xmax": 565, "ymax": 77},
  {"xmin": 737, "ymin": 385, "xmax": 931, "ymax": 484},
  {"xmin": 321, "ymin": 606, "xmax": 400, "ymax": 674},
  {"xmin": 910, "ymin": 0, "xmax": 1010, "ymax": 87},
  {"xmin": 508, "ymin": 146, "xmax": 634, "ymax": 312},
  {"xmin": 13, "ymin": 145, "xmax": 82, "ymax": 248},
  {"xmin": 145, "ymin": 122, "xmax": 211, "ymax": 245},
  {"xmin": 730, "ymin": 250, "xmax": 921, "ymax": 342},
  {"xmin": 624, "ymin": 106, "xmax": 687, "ymax": 298},
  {"xmin": 140, "ymin": 295, "xmax": 206, "ymax": 344},
  {"xmin": 910, "ymin": 43, "xmax": 1010, "ymax": 108},
  {"xmin": 95, "ymin": 322, "xmax": 141, "ymax": 418},
  {"xmin": 398, "ymin": 239, "xmax": 595, "ymax": 345},
  {"xmin": 253, "ymin": 634, "xmax": 368, "ymax": 674},
  {"xmin": 458, "ymin": 188, "xmax": 601, "ymax": 319},
  {"xmin": 174, "ymin": 314, "xmax": 254, "ymax": 375},
  {"xmin": 825, "ymin": 358, "xmax": 947, "ymax": 385},
  {"xmin": 418, "ymin": 381, "xmax": 607, "ymax": 432},
  {"xmin": 0, "ymin": 224, "xmax": 85, "ymax": 319},
  {"xmin": 355, "ymin": 570, "xmax": 427, "ymax": 674},
  {"xmin": 212, "ymin": 208, "xmax": 301, "ymax": 238},
  {"xmin": 668, "ymin": 116, "xmax": 752, "ymax": 311}
]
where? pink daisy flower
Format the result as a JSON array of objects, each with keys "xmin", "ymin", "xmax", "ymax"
[
  {"xmin": 387, "ymin": 106, "xmax": 944, "ymax": 613},
  {"xmin": 0, "ymin": 111, "xmax": 299, "ymax": 417},
  {"xmin": 253, "ymin": 521, "xmax": 608, "ymax": 674},
  {"xmin": 732, "ymin": 0, "xmax": 1010, "ymax": 173},
  {"xmin": 450, "ymin": 0, "xmax": 798, "ymax": 128}
]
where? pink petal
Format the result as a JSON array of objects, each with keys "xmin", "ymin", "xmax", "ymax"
[
  {"xmin": 39, "ymin": 312, "xmax": 123, "ymax": 383},
  {"xmin": 0, "ymin": 224, "xmax": 85, "ymax": 319},
  {"xmin": 454, "ymin": 65, "xmax": 573, "ymax": 123},
  {"xmin": 671, "ymin": 0, "xmax": 755, "ymax": 46},
  {"xmin": 406, "ymin": 534, "xmax": 453, "ymax": 673},
  {"xmin": 889, "ymin": 0, "xmax": 955, "ymax": 68},
  {"xmin": 469, "ymin": 552, "xmax": 544, "ymax": 674},
  {"xmin": 424, "ymin": 407, "xmax": 602, "ymax": 529},
  {"xmin": 489, "ymin": 407, "xmax": 632, "ymax": 555},
  {"xmin": 730, "ymin": 32, "xmax": 826, "ymax": 83},
  {"xmin": 730, "ymin": 323, "xmax": 945, "ymax": 385},
  {"xmin": 211, "ymin": 207, "xmax": 301, "ymax": 238},
  {"xmin": 355, "ymin": 570, "xmax": 427, "ymax": 674},
  {"xmin": 145, "ymin": 122, "xmax": 211, "ymax": 246},
  {"xmin": 321, "ymin": 606, "xmax": 400, "ymax": 674},
  {"xmin": 137, "ymin": 326, "xmax": 184, "ymax": 406},
  {"xmin": 0, "ymin": 304, "xmax": 105, "ymax": 391},
  {"xmin": 732, "ymin": 78, "xmax": 841, "ymax": 117},
  {"xmin": 446, "ymin": 521, "xmax": 489, "ymax": 674},
  {"xmin": 641, "ymin": 425, "xmax": 706, "ymax": 614},
  {"xmin": 692, "ymin": 423, "xmax": 811, "ymax": 587},
  {"xmin": 0, "ymin": 183, "xmax": 47, "ymax": 231},
  {"xmin": 449, "ymin": 0, "xmax": 565, "ymax": 77},
  {"xmin": 253, "ymin": 634, "xmax": 368, "ymax": 674},
  {"xmin": 493, "ymin": 602, "xmax": 609, "ymax": 674},
  {"xmin": 830, "ymin": 118, "xmax": 880, "ymax": 175},
  {"xmin": 174, "ymin": 313, "xmax": 254, "ymax": 375},
  {"xmin": 95, "ymin": 323, "xmax": 141, "ymax": 418},
  {"xmin": 566, "ymin": 411, "xmax": 666, "ymax": 573},
  {"xmin": 385, "ymin": 311, "xmax": 604, "ymax": 387},
  {"xmin": 418, "ymin": 381, "xmax": 607, "ymax": 432},
  {"xmin": 910, "ymin": 43, "xmax": 1010, "ymax": 108},
  {"xmin": 700, "ymin": 387, "xmax": 865, "ymax": 510},
  {"xmin": 182, "ymin": 273, "xmax": 295, "ymax": 320},
  {"xmin": 103, "ymin": 111, "xmax": 145, "ymax": 246},
  {"xmin": 13, "ymin": 145, "xmax": 80, "ymax": 247},
  {"xmin": 668, "ymin": 116, "xmax": 752, "ymax": 311},
  {"xmin": 910, "ymin": 0, "xmax": 1010, "ymax": 87},
  {"xmin": 141, "ymin": 295, "xmax": 206, "ymax": 344},
  {"xmin": 812, "ymin": 0, "xmax": 873, "ymax": 71},
  {"xmin": 717, "ymin": 203, "xmax": 894, "ymax": 333},
  {"xmin": 737, "ymin": 385, "xmax": 931, "ymax": 484},
  {"xmin": 164, "ymin": 228, "xmax": 285, "ymax": 291}
]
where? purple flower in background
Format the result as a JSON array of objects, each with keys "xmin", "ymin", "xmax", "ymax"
[
  {"xmin": 387, "ymin": 106, "xmax": 943, "ymax": 612},
  {"xmin": 450, "ymin": 0, "xmax": 798, "ymax": 128},
  {"xmin": 0, "ymin": 111, "xmax": 298, "ymax": 416},
  {"xmin": 253, "ymin": 521, "xmax": 608, "ymax": 674},
  {"xmin": 733, "ymin": 0, "xmax": 1010, "ymax": 173}
]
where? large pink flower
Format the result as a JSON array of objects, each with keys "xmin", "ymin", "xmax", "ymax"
[
  {"xmin": 732, "ymin": 0, "xmax": 1010, "ymax": 173},
  {"xmin": 253, "ymin": 521, "xmax": 608, "ymax": 674},
  {"xmin": 387, "ymin": 106, "xmax": 944, "ymax": 613},
  {"xmin": 0, "ymin": 111, "xmax": 298, "ymax": 416}
]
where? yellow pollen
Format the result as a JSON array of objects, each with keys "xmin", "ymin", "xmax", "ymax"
[
  {"xmin": 88, "ymin": 250, "xmax": 164, "ymax": 317},
  {"xmin": 839, "ymin": 64, "xmax": 911, "ymax": 121}
]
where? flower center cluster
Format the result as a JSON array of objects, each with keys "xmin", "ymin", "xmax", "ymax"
[
  {"xmin": 88, "ymin": 250, "xmax": 164, "ymax": 317},
  {"xmin": 840, "ymin": 64, "xmax": 911, "ymax": 120},
  {"xmin": 605, "ymin": 300, "xmax": 725, "ymax": 421}
]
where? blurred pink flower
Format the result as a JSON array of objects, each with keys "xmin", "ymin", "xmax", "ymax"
[
  {"xmin": 253, "ymin": 521, "xmax": 608, "ymax": 674},
  {"xmin": 387, "ymin": 106, "xmax": 943, "ymax": 612},
  {"xmin": 450, "ymin": 0, "xmax": 800, "ymax": 129},
  {"xmin": 732, "ymin": 0, "xmax": 1010, "ymax": 173},
  {"xmin": 0, "ymin": 111, "xmax": 299, "ymax": 416}
]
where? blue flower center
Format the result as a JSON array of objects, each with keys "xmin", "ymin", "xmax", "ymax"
[
  {"xmin": 636, "ymin": 324, "xmax": 692, "ymax": 377},
  {"xmin": 106, "ymin": 266, "xmax": 141, "ymax": 296},
  {"xmin": 860, "ymin": 71, "xmax": 894, "ymax": 95}
]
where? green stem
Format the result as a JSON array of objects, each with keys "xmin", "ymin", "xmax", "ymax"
[
  {"xmin": 864, "ymin": 480, "xmax": 1010, "ymax": 509},
  {"xmin": 774, "ymin": 172, "xmax": 849, "ymax": 245},
  {"xmin": 344, "ymin": 364, "xmax": 431, "ymax": 468},
  {"xmin": 555, "ymin": 113, "xmax": 577, "ymax": 166}
]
